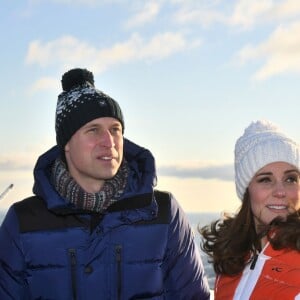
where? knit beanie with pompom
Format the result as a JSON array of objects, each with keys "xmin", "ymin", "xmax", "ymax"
[
  {"xmin": 234, "ymin": 120, "xmax": 300, "ymax": 200},
  {"xmin": 55, "ymin": 68, "xmax": 124, "ymax": 149}
]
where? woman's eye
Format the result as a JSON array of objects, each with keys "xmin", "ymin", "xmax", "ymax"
[
  {"xmin": 257, "ymin": 177, "xmax": 271, "ymax": 183},
  {"xmin": 286, "ymin": 175, "xmax": 299, "ymax": 184}
]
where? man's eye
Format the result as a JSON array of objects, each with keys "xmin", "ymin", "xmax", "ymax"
[{"xmin": 111, "ymin": 127, "xmax": 121, "ymax": 133}]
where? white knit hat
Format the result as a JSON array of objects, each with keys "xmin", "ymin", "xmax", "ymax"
[{"xmin": 234, "ymin": 120, "xmax": 300, "ymax": 200}]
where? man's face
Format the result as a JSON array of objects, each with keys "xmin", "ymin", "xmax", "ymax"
[{"xmin": 64, "ymin": 117, "xmax": 123, "ymax": 193}]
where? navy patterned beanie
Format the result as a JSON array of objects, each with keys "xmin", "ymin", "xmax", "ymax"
[{"xmin": 55, "ymin": 68, "xmax": 124, "ymax": 149}]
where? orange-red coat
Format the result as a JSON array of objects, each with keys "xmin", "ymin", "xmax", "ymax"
[{"xmin": 215, "ymin": 242, "xmax": 300, "ymax": 299}]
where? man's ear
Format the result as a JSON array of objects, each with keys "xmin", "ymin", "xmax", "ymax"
[{"xmin": 64, "ymin": 142, "xmax": 70, "ymax": 152}]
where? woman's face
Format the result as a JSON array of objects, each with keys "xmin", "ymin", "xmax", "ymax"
[{"xmin": 248, "ymin": 162, "xmax": 300, "ymax": 229}]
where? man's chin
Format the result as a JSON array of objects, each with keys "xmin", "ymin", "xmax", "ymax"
[{"xmin": 99, "ymin": 171, "xmax": 119, "ymax": 181}]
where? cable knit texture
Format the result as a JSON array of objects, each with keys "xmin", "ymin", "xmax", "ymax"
[{"xmin": 234, "ymin": 120, "xmax": 300, "ymax": 200}]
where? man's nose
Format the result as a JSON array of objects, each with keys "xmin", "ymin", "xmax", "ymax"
[{"xmin": 100, "ymin": 130, "xmax": 115, "ymax": 148}]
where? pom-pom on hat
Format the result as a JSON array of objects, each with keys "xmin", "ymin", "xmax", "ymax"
[
  {"xmin": 234, "ymin": 120, "xmax": 300, "ymax": 200},
  {"xmin": 55, "ymin": 68, "xmax": 124, "ymax": 149}
]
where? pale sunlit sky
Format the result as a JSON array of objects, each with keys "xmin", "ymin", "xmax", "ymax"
[{"xmin": 1, "ymin": 0, "xmax": 300, "ymax": 214}]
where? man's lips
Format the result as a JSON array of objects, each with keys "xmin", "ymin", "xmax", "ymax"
[
  {"xmin": 96, "ymin": 155, "xmax": 117, "ymax": 161},
  {"xmin": 100, "ymin": 156, "xmax": 112, "ymax": 160}
]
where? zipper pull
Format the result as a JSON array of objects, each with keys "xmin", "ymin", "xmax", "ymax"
[
  {"xmin": 116, "ymin": 245, "xmax": 122, "ymax": 262},
  {"xmin": 115, "ymin": 245, "xmax": 122, "ymax": 300},
  {"xmin": 68, "ymin": 249, "xmax": 77, "ymax": 300},
  {"xmin": 250, "ymin": 254, "xmax": 258, "ymax": 270},
  {"xmin": 69, "ymin": 249, "xmax": 76, "ymax": 266}
]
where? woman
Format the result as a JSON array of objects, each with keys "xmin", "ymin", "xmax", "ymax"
[{"xmin": 200, "ymin": 120, "xmax": 300, "ymax": 299}]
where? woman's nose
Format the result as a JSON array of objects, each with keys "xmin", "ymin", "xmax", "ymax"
[{"xmin": 272, "ymin": 182, "xmax": 286, "ymax": 198}]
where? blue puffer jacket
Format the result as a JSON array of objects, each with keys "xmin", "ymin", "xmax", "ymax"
[{"xmin": 0, "ymin": 139, "xmax": 210, "ymax": 300}]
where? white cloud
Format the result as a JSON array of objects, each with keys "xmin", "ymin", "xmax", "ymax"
[
  {"xmin": 158, "ymin": 162, "xmax": 233, "ymax": 181},
  {"xmin": 174, "ymin": 7, "xmax": 227, "ymax": 28},
  {"xmin": 0, "ymin": 141, "xmax": 53, "ymax": 172},
  {"xmin": 236, "ymin": 21, "xmax": 300, "ymax": 80},
  {"xmin": 157, "ymin": 176, "xmax": 238, "ymax": 213},
  {"xmin": 28, "ymin": 77, "xmax": 59, "ymax": 94},
  {"xmin": 230, "ymin": 0, "xmax": 273, "ymax": 29},
  {"xmin": 172, "ymin": 0, "xmax": 300, "ymax": 31},
  {"xmin": 29, "ymin": 0, "xmax": 112, "ymax": 5},
  {"xmin": 171, "ymin": 0, "xmax": 229, "ymax": 28},
  {"xmin": 0, "ymin": 154, "xmax": 35, "ymax": 171},
  {"xmin": 25, "ymin": 36, "xmax": 96, "ymax": 68},
  {"xmin": 125, "ymin": 2, "xmax": 161, "ymax": 29},
  {"xmin": 132, "ymin": 32, "xmax": 199, "ymax": 60},
  {"xmin": 230, "ymin": 0, "xmax": 300, "ymax": 30},
  {"xmin": 25, "ymin": 32, "xmax": 201, "ymax": 74},
  {"xmin": 268, "ymin": 0, "xmax": 300, "ymax": 20}
]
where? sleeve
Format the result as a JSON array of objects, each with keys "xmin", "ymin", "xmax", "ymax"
[
  {"xmin": 162, "ymin": 193, "xmax": 211, "ymax": 300},
  {"xmin": 0, "ymin": 205, "xmax": 29, "ymax": 299}
]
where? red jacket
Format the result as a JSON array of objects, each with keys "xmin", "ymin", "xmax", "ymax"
[{"xmin": 215, "ymin": 242, "xmax": 300, "ymax": 299}]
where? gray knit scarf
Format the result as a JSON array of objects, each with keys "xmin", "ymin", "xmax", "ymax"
[{"xmin": 51, "ymin": 158, "xmax": 128, "ymax": 212}]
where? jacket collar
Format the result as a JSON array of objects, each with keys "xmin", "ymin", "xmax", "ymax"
[{"xmin": 32, "ymin": 139, "xmax": 157, "ymax": 213}]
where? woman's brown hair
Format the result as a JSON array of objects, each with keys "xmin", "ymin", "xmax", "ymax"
[{"xmin": 199, "ymin": 190, "xmax": 300, "ymax": 276}]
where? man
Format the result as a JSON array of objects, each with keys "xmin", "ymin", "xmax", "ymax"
[{"xmin": 0, "ymin": 68, "xmax": 210, "ymax": 299}]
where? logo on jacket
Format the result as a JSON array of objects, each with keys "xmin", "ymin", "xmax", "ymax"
[{"xmin": 271, "ymin": 266, "xmax": 283, "ymax": 272}]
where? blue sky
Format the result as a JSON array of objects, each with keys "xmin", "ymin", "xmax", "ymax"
[{"xmin": 1, "ymin": 0, "xmax": 300, "ymax": 213}]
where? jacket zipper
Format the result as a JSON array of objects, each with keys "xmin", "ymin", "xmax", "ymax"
[
  {"xmin": 115, "ymin": 245, "xmax": 122, "ymax": 300},
  {"xmin": 250, "ymin": 254, "xmax": 258, "ymax": 270},
  {"xmin": 69, "ymin": 248, "xmax": 77, "ymax": 300}
]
